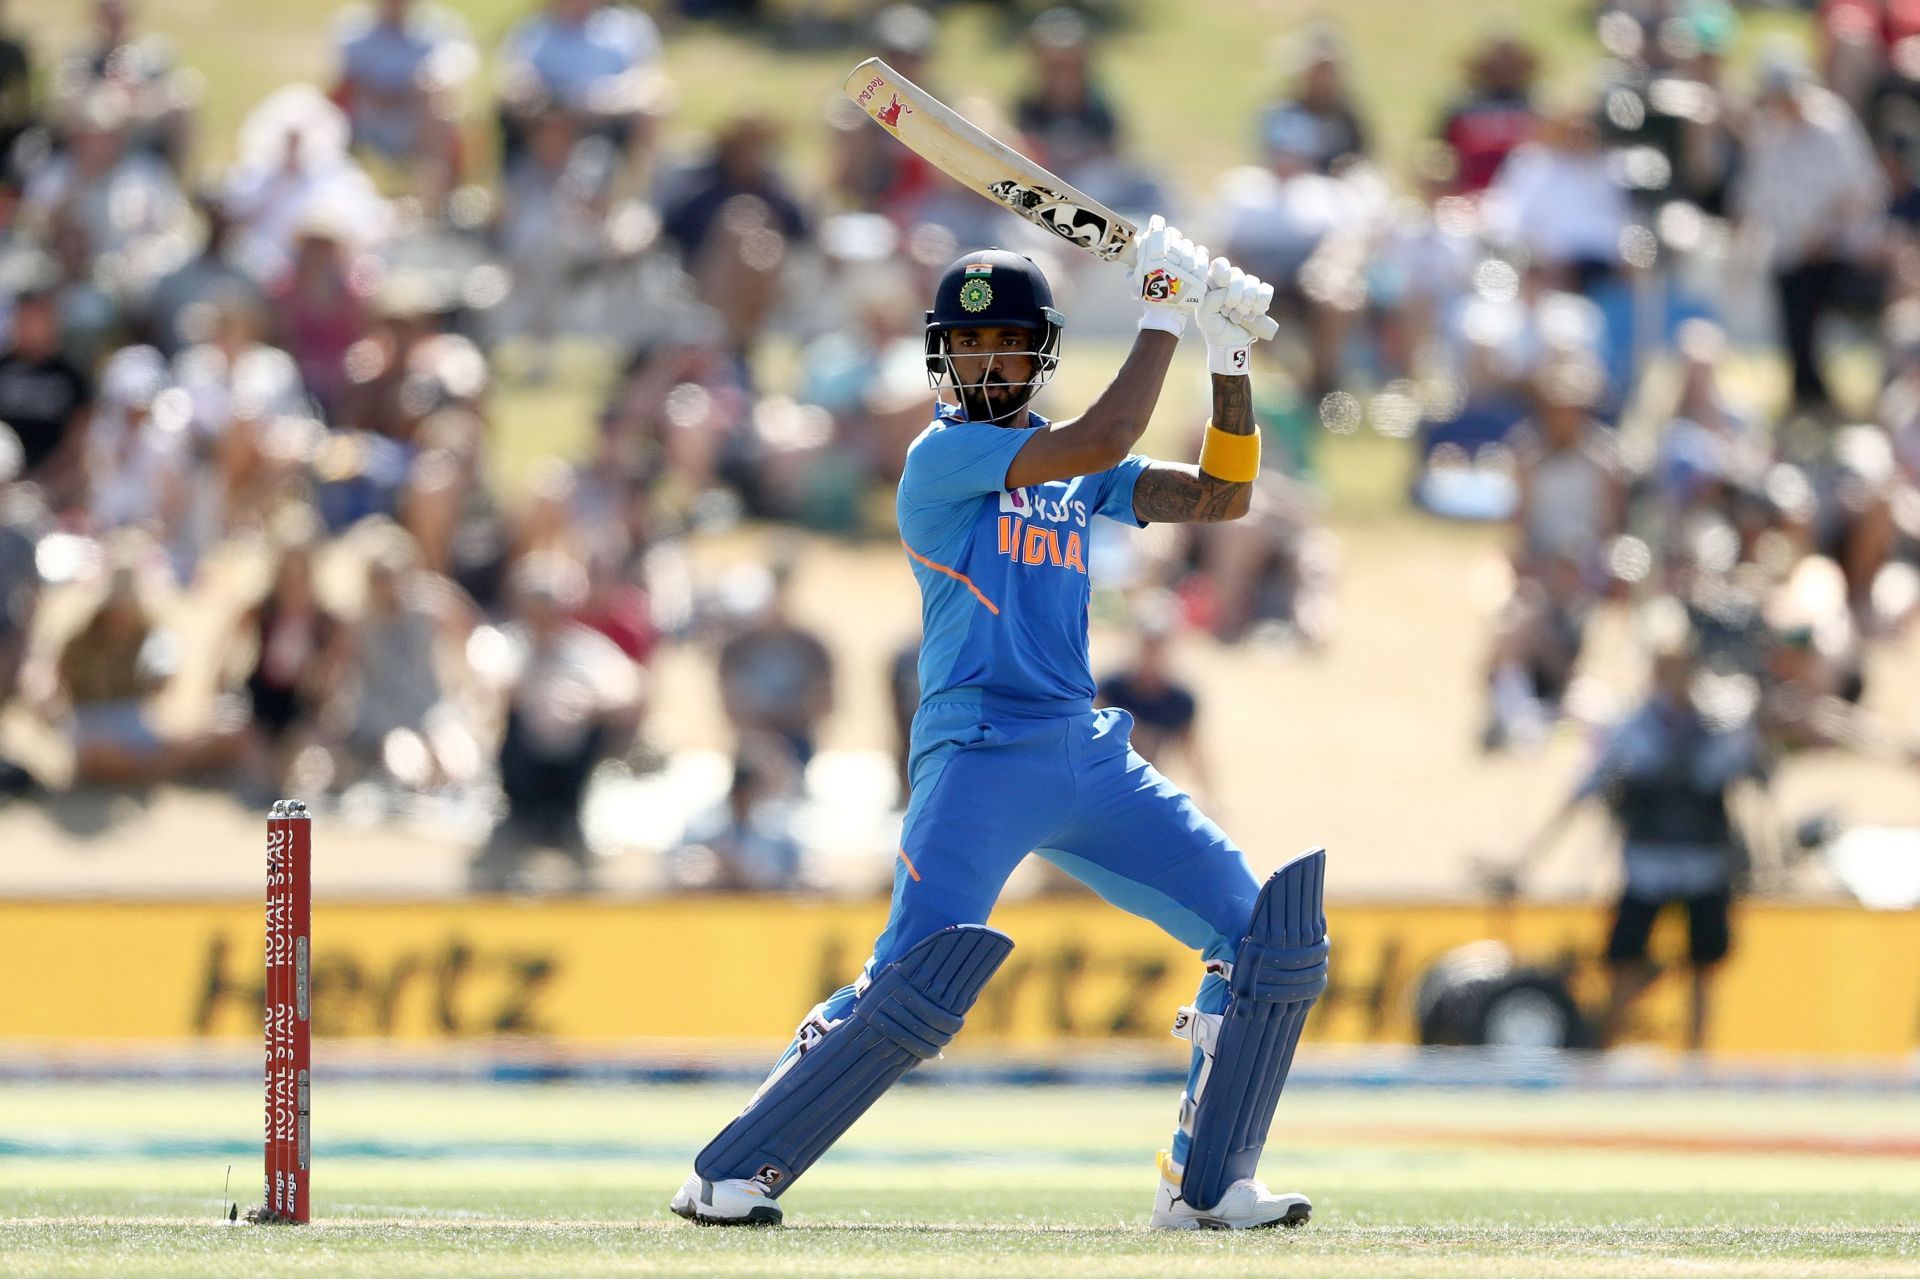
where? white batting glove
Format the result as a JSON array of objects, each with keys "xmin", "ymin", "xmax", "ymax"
[
  {"xmin": 1133, "ymin": 214, "xmax": 1209, "ymax": 338},
  {"xmin": 1197, "ymin": 256, "xmax": 1276, "ymax": 376}
]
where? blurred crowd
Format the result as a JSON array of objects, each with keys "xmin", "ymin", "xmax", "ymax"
[{"xmin": 0, "ymin": 0, "xmax": 1915, "ymax": 897}]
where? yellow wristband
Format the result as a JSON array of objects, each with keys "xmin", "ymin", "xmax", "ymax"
[{"xmin": 1198, "ymin": 420, "xmax": 1260, "ymax": 483}]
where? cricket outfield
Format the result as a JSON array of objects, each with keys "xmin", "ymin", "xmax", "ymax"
[{"xmin": 2, "ymin": 1076, "xmax": 1916, "ymax": 1278}]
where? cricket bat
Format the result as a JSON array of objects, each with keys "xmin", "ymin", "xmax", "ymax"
[{"xmin": 842, "ymin": 57, "xmax": 1279, "ymax": 340}]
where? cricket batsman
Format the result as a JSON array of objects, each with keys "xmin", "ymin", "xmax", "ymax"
[{"xmin": 672, "ymin": 218, "xmax": 1330, "ymax": 1230}]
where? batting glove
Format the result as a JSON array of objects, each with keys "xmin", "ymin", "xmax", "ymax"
[
  {"xmin": 1196, "ymin": 256, "xmax": 1276, "ymax": 375},
  {"xmin": 1134, "ymin": 214, "xmax": 1209, "ymax": 338}
]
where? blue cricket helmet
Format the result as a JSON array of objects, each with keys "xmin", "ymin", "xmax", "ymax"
[{"xmin": 924, "ymin": 249, "xmax": 1063, "ymax": 420}]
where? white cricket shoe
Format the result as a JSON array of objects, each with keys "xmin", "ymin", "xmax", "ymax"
[
  {"xmin": 1148, "ymin": 1149, "xmax": 1311, "ymax": 1230},
  {"xmin": 669, "ymin": 1172, "xmax": 783, "ymax": 1226}
]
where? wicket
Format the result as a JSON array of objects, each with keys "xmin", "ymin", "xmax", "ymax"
[{"xmin": 252, "ymin": 800, "xmax": 311, "ymax": 1224}]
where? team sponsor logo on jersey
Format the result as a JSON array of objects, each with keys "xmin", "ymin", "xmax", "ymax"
[
  {"xmin": 999, "ymin": 489, "xmax": 1087, "ymax": 526},
  {"xmin": 996, "ymin": 515, "xmax": 1086, "ymax": 575}
]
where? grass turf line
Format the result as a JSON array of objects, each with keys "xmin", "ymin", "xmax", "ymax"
[{"xmin": 4, "ymin": 1082, "xmax": 1920, "ymax": 1277}]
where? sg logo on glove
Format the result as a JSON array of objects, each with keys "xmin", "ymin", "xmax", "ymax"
[{"xmin": 1141, "ymin": 269, "xmax": 1181, "ymax": 302}]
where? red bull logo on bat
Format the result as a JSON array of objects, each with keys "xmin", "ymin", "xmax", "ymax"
[{"xmin": 877, "ymin": 94, "xmax": 911, "ymax": 129}]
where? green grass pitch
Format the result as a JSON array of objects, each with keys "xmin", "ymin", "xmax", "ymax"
[{"xmin": 2, "ymin": 1078, "xmax": 1917, "ymax": 1277}]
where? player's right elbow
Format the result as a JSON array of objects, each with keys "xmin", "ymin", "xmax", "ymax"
[{"xmin": 1085, "ymin": 418, "xmax": 1141, "ymax": 471}]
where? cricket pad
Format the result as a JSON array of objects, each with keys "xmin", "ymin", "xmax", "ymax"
[
  {"xmin": 1180, "ymin": 848, "xmax": 1329, "ymax": 1212},
  {"xmin": 695, "ymin": 924, "xmax": 1013, "ymax": 1195}
]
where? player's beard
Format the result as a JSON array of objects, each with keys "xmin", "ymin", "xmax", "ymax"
[{"xmin": 956, "ymin": 351, "xmax": 1038, "ymax": 426}]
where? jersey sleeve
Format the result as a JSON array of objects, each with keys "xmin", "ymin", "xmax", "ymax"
[
  {"xmin": 900, "ymin": 421, "xmax": 1039, "ymax": 506},
  {"xmin": 1091, "ymin": 454, "xmax": 1153, "ymax": 528}
]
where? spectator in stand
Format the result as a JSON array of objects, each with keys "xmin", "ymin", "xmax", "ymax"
[
  {"xmin": 1819, "ymin": 0, "xmax": 1918, "ymax": 116},
  {"xmin": 661, "ymin": 115, "xmax": 810, "ymax": 355},
  {"xmin": 1482, "ymin": 93, "xmax": 1632, "ymax": 294},
  {"xmin": 1371, "ymin": 142, "xmax": 1480, "ymax": 381},
  {"xmin": 1807, "ymin": 423, "xmax": 1902, "ymax": 622},
  {"xmin": 338, "ymin": 281, "xmax": 447, "ymax": 444},
  {"xmin": 1014, "ymin": 8, "xmax": 1121, "ymax": 185},
  {"xmin": 796, "ymin": 264, "xmax": 926, "ymax": 487},
  {"xmin": 1643, "ymin": 320, "xmax": 1764, "ymax": 539},
  {"xmin": 331, "ymin": 0, "xmax": 475, "ymax": 205},
  {"xmin": 573, "ymin": 542, "xmax": 657, "ymax": 667},
  {"xmin": 22, "ymin": 90, "xmax": 189, "ymax": 273},
  {"xmin": 1009, "ymin": 12, "xmax": 1165, "ymax": 218},
  {"xmin": 0, "ymin": 434, "xmax": 46, "ymax": 795},
  {"xmin": 1596, "ymin": 0, "xmax": 1743, "ymax": 214},
  {"xmin": 268, "ymin": 215, "xmax": 370, "ymax": 422},
  {"xmin": 223, "ymin": 84, "xmax": 387, "ymax": 285},
  {"xmin": 1878, "ymin": 299, "xmax": 1920, "ymax": 481},
  {"xmin": 400, "ymin": 407, "xmax": 512, "ymax": 610},
  {"xmin": 509, "ymin": 455, "xmax": 596, "ymax": 567},
  {"xmin": 1734, "ymin": 46, "xmax": 1887, "ymax": 412},
  {"xmin": 1511, "ymin": 360, "xmax": 1625, "ymax": 580},
  {"xmin": 142, "ymin": 192, "xmax": 260, "ymax": 356},
  {"xmin": 236, "ymin": 538, "xmax": 345, "ymax": 794},
  {"xmin": 83, "ymin": 346, "xmax": 190, "ymax": 560},
  {"xmin": 1260, "ymin": 26, "xmax": 1370, "ymax": 176},
  {"xmin": 0, "ymin": 278, "xmax": 92, "ymax": 510},
  {"xmin": 0, "ymin": 1, "xmax": 34, "ymax": 173},
  {"xmin": 56, "ymin": 0, "xmax": 193, "ymax": 170},
  {"xmin": 495, "ymin": 106, "xmax": 617, "ymax": 373},
  {"xmin": 471, "ymin": 551, "xmax": 641, "ymax": 892},
  {"xmin": 46, "ymin": 560, "xmax": 245, "ymax": 788},
  {"xmin": 172, "ymin": 288, "xmax": 308, "ymax": 548},
  {"xmin": 1095, "ymin": 610, "xmax": 1217, "ymax": 804},
  {"xmin": 496, "ymin": 0, "xmax": 663, "ymax": 174},
  {"xmin": 665, "ymin": 732, "xmax": 805, "ymax": 892},
  {"xmin": 599, "ymin": 318, "xmax": 755, "ymax": 524},
  {"xmin": 45, "ymin": 219, "xmax": 120, "ymax": 370},
  {"xmin": 825, "ymin": 4, "xmax": 940, "ymax": 224},
  {"xmin": 717, "ymin": 555, "xmax": 833, "ymax": 775},
  {"xmin": 1438, "ymin": 30, "xmax": 1540, "ymax": 194},
  {"xmin": 1484, "ymin": 550, "xmax": 1594, "ymax": 751},
  {"xmin": 332, "ymin": 534, "xmax": 478, "ymax": 794},
  {"xmin": 1217, "ymin": 108, "xmax": 1369, "ymax": 397}
]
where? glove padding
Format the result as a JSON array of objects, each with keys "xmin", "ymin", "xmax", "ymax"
[
  {"xmin": 1133, "ymin": 214, "xmax": 1208, "ymax": 337},
  {"xmin": 1197, "ymin": 256, "xmax": 1277, "ymax": 376}
]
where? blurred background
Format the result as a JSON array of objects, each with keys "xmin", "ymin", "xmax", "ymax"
[{"xmin": 0, "ymin": 0, "xmax": 1916, "ymax": 1069}]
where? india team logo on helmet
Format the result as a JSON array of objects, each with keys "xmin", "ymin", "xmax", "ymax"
[{"xmin": 958, "ymin": 277, "xmax": 993, "ymax": 312}]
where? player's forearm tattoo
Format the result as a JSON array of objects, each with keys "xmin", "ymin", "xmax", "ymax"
[
  {"xmin": 1128, "ymin": 375, "xmax": 1257, "ymax": 523},
  {"xmin": 1131, "ymin": 464, "xmax": 1247, "ymax": 523},
  {"xmin": 1211, "ymin": 373, "xmax": 1254, "ymax": 436}
]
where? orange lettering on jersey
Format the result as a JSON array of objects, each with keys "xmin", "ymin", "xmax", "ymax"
[
  {"xmin": 1045, "ymin": 527, "xmax": 1063, "ymax": 566},
  {"xmin": 1064, "ymin": 530, "xmax": 1084, "ymax": 573},
  {"xmin": 997, "ymin": 515, "xmax": 1013, "ymax": 555},
  {"xmin": 1022, "ymin": 524, "xmax": 1048, "ymax": 565}
]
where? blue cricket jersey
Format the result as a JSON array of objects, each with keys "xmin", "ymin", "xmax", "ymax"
[{"xmin": 897, "ymin": 402, "xmax": 1151, "ymax": 710}]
